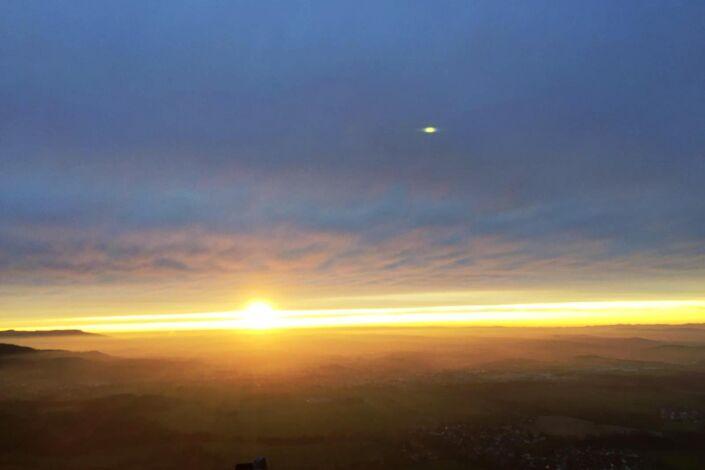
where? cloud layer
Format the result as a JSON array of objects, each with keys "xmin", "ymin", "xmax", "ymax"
[{"xmin": 2, "ymin": 1, "xmax": 705, "ymax": 313}]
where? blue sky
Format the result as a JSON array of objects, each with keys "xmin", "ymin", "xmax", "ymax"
[{"xmin": 2, "ymin": 1, "xmax": 704, "ymax": 317}]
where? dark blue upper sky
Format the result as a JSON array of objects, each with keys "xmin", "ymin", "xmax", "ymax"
[{"xmin": 2, "ymin": 1, "xmax": 705, "ymax": 314}]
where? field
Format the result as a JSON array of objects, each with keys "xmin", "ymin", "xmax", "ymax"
[{"xmin": 2, "ymin": 325, "xmax": 705, "ymax": 469}]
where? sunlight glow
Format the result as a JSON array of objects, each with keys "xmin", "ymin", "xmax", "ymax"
[
  {"xmin": 422, "ymin": 126, "xmax": 438, "ymax": 133},
  {"xmin": 4, "ymin": 299, "xmax": 704, "ymax": 333},
  {"xmin": 240, "ymin": 300, "xmax": 280, "ymax": 329}
]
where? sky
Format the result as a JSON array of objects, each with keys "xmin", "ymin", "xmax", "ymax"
[{"xmin": 2, "ymin": 1, "xmax": 705, "ymax": 327}]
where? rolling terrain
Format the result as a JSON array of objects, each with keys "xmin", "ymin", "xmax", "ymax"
[{"xmin": 2, "ymin": 324, "xmax": 705, "ymax": 469}]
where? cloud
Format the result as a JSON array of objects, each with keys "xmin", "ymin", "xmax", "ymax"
[{"xmin": 1, "ymin": 1, "xmax": 705, "ymax": 309}]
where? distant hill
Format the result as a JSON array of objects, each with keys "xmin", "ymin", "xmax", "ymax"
[
  {"xmin": 572, "ymin": 355, "xmax": 668, "ymax": 369},
  {"xmin": 0, "ymin": 329, "xmax": 101, "ymax": 338},
  {"xmin": 0, "ymin": 343, "xmax": 38, "ymax": 355},
  {"xmin": 551, "ymin": 335, "xmax": 661, "ymax": 346},
  {"xmin": 650, "ymin": 344, "xmax": 705, "ymax": 351}
]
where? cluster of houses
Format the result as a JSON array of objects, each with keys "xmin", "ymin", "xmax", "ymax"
[
  {"xmin": 404, "ymin": 421, "xmax": 643, "ymax": 469},
  {"xmin": 659, "ymin": 407, "xmax": 704, "ymax": 424}
]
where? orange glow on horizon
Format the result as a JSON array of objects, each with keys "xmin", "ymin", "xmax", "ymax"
[{"xmin": 2, "ymin": 299, "xmax": 704, "ymax": 333}]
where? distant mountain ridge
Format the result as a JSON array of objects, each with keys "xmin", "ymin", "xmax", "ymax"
[
  {"xmin": 0, "ymin": 329, "xmax": 100, "ymax": 338},
  {"xmin": 0, "ymin": 343, "xmax": 38, "ymax": 355}
]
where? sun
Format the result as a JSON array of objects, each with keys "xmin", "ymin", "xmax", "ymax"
[{"xmin": 241, "ymin": 300, "xmax": 280, "ymax": 329}]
